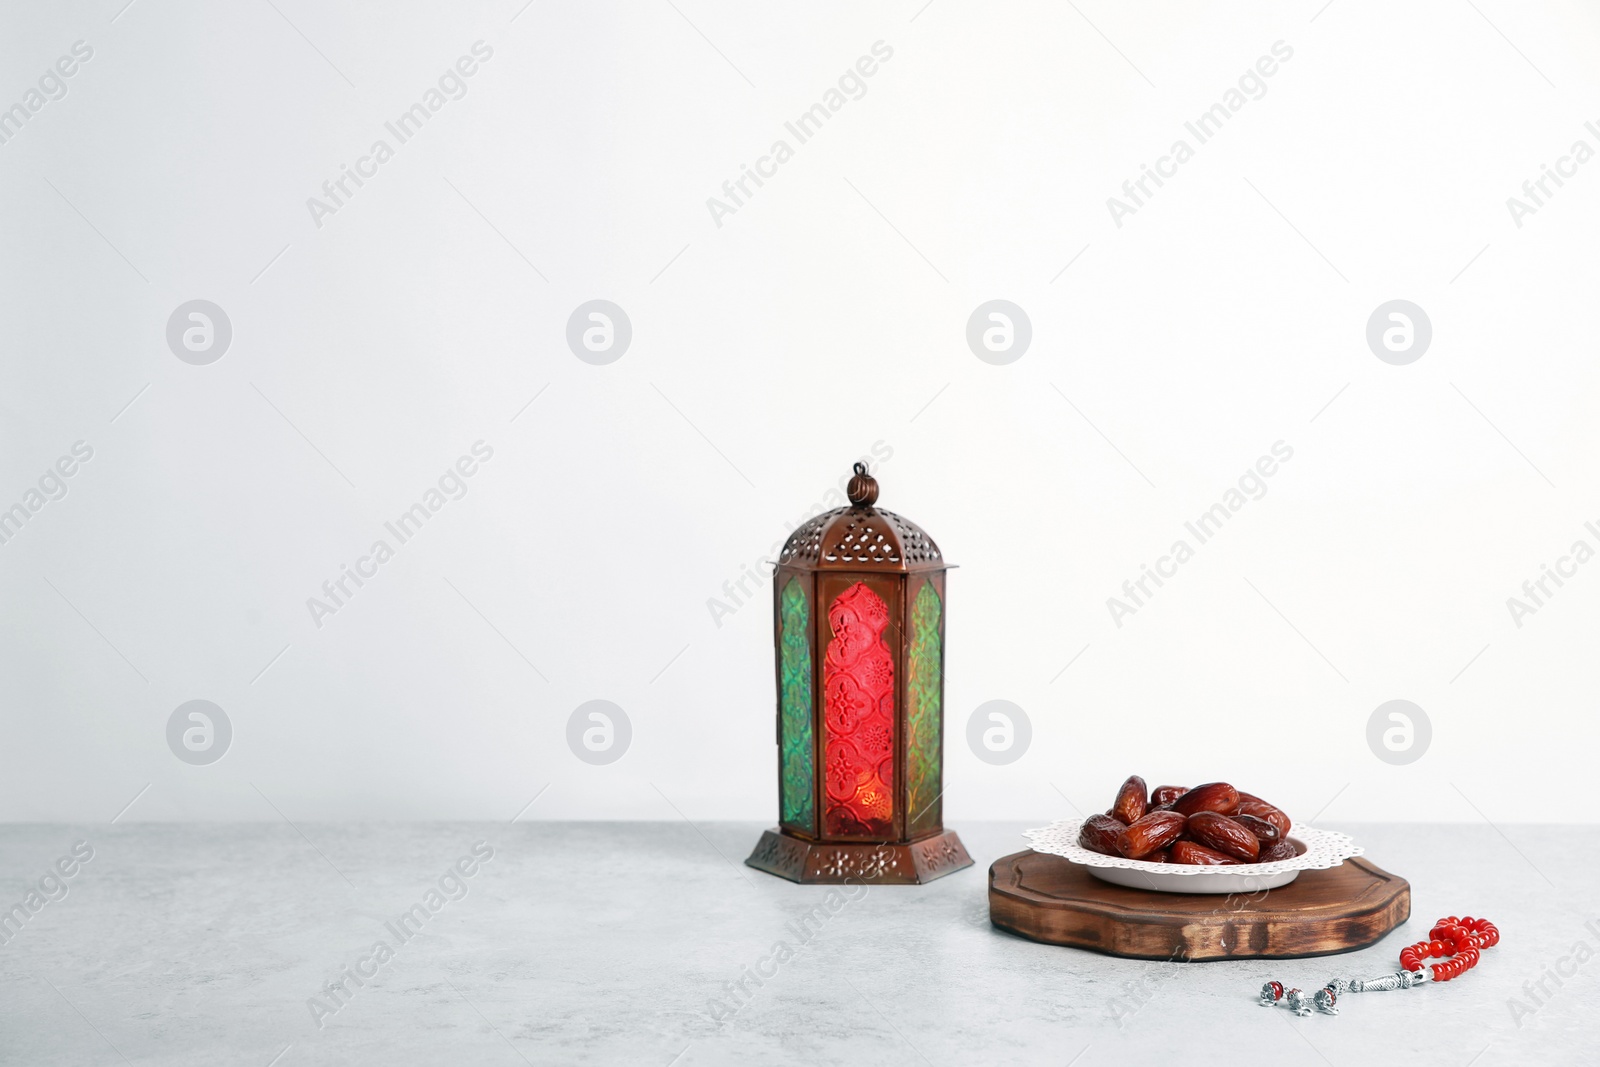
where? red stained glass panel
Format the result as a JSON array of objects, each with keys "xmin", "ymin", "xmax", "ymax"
[{"xmin": 822, "ymin": 582, "xmax": 895, "ymax": 838}]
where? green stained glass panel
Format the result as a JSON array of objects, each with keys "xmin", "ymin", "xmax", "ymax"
[
  {"xmin": 907, "ymin": 581, "xmax": 943, "ymax": 837},
  {"xmin": 779, "ymin": 578, "xmax": 815, "ymax": 833}
]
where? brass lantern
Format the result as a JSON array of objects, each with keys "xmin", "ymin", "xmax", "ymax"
[{"xmin": 745, "ymin": 463, "xmax": 971, "ymax": 884}]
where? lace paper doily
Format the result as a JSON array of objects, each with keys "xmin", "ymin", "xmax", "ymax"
[{"xmin": 1023, "ymin": 818, "xmax": 1362, "ymax": 876}]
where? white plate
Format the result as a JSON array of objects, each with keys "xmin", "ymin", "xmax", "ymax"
[{"xmin": 1021, "ymin": 818, "xmax": 1363, "ymax": 895}]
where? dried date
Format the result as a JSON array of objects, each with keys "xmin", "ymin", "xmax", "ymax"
[
  {"xmin": 1186, "ymin": 811, "xmax": 1261, "ymax": 861},
  {"xmin": 1150, "ymin": 785, "xmax": 1187, "ymax": 806},
  {"xmin": 1111, "ymin": 775, "xmax": 1148, "ymax": 825},
  {"xmin": 1259, "ymin": 838, "xmax": 1297, "ymax": 862},
  {"xmin": 1171, "ymin": 782, "xmax": 1240, "ymax": 817},
  {"xmin": 1235, "ymin": 792, "xmax": 1291, "ymax": 837},
  {"xmin": 1169, "ymin": 840, "xmax": 1241, "ymax": 865},
  {"xmin": 1077, "ymin": 814, "xmax": 1126, "ymax": 856},
  {"xmin": 1114, "ymin": 810, "xmax": 1187, "ymax": 859},
  {"xmin": 1233, "ymin": 813, "xmax": 1280, "ymax": 845}
]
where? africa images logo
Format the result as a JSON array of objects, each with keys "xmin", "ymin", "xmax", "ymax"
[
  {"xmin": 0, "ymin": 841, "xmax": 94, "ymax": 948},
  {"xmin": 0, "ymin": 441, "xmax": 94, "ymax": 548},
  {"xmin": 305, "ymin": 441, "xmax": 494, "ymax": 629},
  {"xmin": 1105, "ymin": 41, "xmax": 1294, "ymax": 228},
  {"xmin": 305, "ymin": 42, "xmax": 494, "ymax": 229},
  {"xmin": 0, "ymin": 40, "xmax": 94, "ymax": 148},
  {"xmin": 306, "ymin": 841, "xmax": 494, "ymax": 1028},
  {"xmin": 705, "ymin": 41, "xmax": 894, "ymax": 228}
]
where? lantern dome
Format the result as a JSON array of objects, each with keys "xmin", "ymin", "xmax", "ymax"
[{"xmin": 777, "ymin": 464, "xmax": 944, "ymax": 571}]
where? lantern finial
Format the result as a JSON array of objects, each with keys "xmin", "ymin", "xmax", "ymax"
[{"xmin": 846, "ymin": 462, "xmax": 879, "ymax": 506}]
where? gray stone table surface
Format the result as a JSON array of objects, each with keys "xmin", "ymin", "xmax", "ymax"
[{"xmin": 0, "ymin": 821, "xmax": 1595, "ymax": 1065}]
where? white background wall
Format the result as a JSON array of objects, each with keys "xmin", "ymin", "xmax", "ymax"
[{"xmin": 3, "ymin": 0, "xmax": 1598, "ymax": 825}]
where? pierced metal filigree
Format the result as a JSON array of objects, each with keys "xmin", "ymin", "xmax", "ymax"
[{"xmin": 778, "ymin": 507, "xmax": 942, "ymax": 570}]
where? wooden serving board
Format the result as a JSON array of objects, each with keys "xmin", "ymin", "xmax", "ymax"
[{"xmin": 989, "ymin": 850, "xmax": 1410, "ymax": 960}]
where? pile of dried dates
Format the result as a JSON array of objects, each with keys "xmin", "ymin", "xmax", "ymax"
[{"xmin": 1077, "ymin": 777, "xmax": 1295, "ymax": 865}]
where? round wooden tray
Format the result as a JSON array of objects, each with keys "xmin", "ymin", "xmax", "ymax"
[{"xmin": 989, "ymin": 850, "xmax": 1410, "ymax": 960}]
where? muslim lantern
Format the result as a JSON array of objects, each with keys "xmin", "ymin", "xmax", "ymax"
[{"xmin": 745, "ymin": 463, "xmax": 971, "ymax": 884}]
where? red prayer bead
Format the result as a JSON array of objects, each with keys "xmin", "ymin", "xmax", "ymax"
[
  {"xmin": 1388, "ymin": 915, "xmax": 1497, "ymax": 991},
  {"xmin": 1402, "ymin": 914, "xmax": 1498, "ymax": 986}
]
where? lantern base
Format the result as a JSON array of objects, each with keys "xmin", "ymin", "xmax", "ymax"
[{"xmin": 745, "ymin": 827, "xmax": 973, "ymax": 884}]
